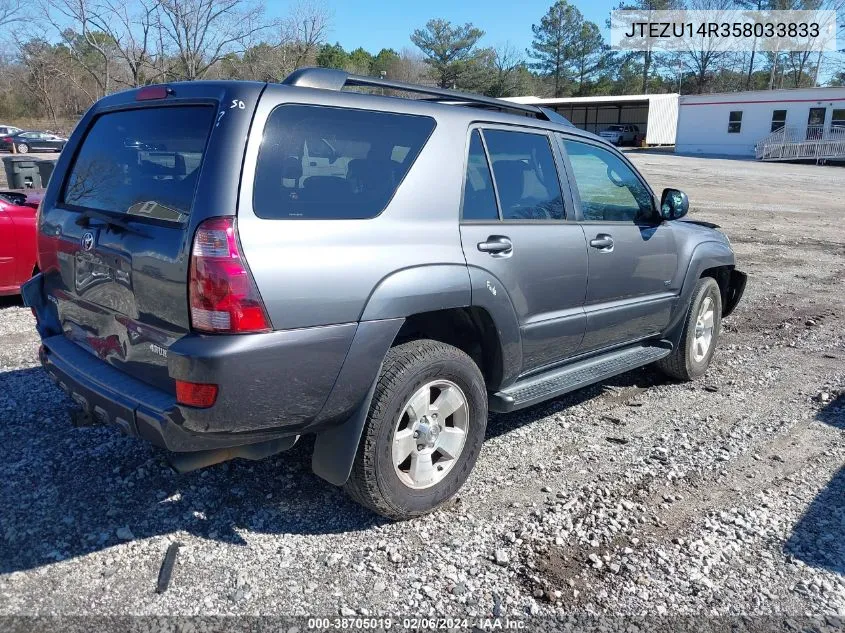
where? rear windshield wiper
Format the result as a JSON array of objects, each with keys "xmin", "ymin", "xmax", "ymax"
[{"xmin": 74, "ymin": 209, "xmax": 152, "ymax": 239}]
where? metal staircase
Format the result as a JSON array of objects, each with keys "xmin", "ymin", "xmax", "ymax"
[{"xmin": 756, "ymin": 125, "xmax": 845, "ymax": 162}]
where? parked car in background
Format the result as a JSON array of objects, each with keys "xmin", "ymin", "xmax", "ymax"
[
  {"xmin": 0, "ymin": 131, "xmax": 68, "ymax": 154},
  {"xmin": 600, "ymin": 124, "xmax": 642, "ymax": 146},
  {"xmin": 0, "ymin": 125, "xmax": 23, "ymax": 137},
  {"xmin": 0, "ymin": 190, "xmax": 41, "ymax": 295}
]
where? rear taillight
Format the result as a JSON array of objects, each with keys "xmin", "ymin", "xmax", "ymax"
[
  {"xmin": 2, "ymin": 137, "xmax": 12, "ymax": 143},
  {"xmin": 189, "ymin": 217, "xmax": 270, "ymax": 333},
  {"xmin": 176, "ymin": 380, "xmax": 218, "ymax": 408}
]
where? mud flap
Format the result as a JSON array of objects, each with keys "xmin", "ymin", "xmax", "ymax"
[
  {"xmin": 723, "ymin": 269, "xmax": 747, "ymax": 318},
  {"xmin": 21, "ymin": 273, "xmax": 61, "ymax": 338},
  {"xmin": 311, "ymin": 375, "xmax": 379, "ymax": 487}
]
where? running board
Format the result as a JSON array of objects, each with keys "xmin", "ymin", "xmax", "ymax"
[{"xmin": 489, "ymin": 343, "xmax": 671, "ymax": 413}]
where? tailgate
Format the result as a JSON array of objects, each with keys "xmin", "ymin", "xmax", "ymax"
[{"xmin": 35, "ymin": 83, "xmax": 264, "ymax": 393}]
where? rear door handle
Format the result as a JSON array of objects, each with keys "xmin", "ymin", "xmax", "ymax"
[
  {"xmin": 589, "ymin": 234, "xmax": 614, "ymax": 251},
  {"xmin": 477, "ymin": 236, "xmax": 513, "ymax": 255}
]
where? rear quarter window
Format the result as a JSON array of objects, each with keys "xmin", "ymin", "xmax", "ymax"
[
  {"xmin": 253, "ymin": 105, "xmax": 435, "ymax": 220},
  {"xmin": 63, "ymin": 105, "xmax": 215, "ymax": 222}
]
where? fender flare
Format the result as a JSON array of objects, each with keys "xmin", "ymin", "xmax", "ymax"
[
  {"xmin": 312, "ymin": 264, "xmax": 524, "ymax": 485},
  {"xmin": 359, "ymin": 264, "xmax": 471, "ymax": 321},
  {"xmin": 664, "ymin": 240, "xmax": 735, "ymax": 347}
]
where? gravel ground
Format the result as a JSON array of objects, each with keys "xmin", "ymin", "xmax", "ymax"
[{"xmin": 0, "ymin": 153, "xmax": 843, "ymax": 620}]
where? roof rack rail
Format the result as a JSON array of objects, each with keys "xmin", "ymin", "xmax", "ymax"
[{"xmin": 281, "ymin": 67, "xmax": 558, "ymax": 122}]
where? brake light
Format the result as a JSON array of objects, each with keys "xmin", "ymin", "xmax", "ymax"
[
  {"xmin": 136, "ymin": 85, "xmax": 169, "ymax": 101},
  {"xmin": 189, "ymin": 217, "xmax": 270, "ymax": 333},
  {"xmin": 2, "ymin": 137, "xmax": 11, "ymax": 143},
  {"xmin": 176, "ymin": 380, "xmax": 218, "ymax": 408}
]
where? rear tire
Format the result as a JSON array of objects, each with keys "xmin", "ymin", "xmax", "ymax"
[
  {"xmin": 16, "ymin": 143, "xmax": 29, "ymax": 154},
  {"xmin": 657, "ymin": 277, "xmax": 722, "ymax": 381},
  {"xmin": 345, "ymin": 339, "xmax": 487, "ymax": 520}
]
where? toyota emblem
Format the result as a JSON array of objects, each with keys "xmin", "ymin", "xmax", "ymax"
[{"xmin": 81, "ymin": 231, "xmax": 95, "ymax": 252}]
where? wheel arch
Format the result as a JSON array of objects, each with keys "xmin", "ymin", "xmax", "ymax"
[
  {"xmin": 312, "ymin": 263, "xmax": 524, "ymax": 486},
  {"xmin": 664, "ymin": 240, "xmax": 735, "ymax": 348}
]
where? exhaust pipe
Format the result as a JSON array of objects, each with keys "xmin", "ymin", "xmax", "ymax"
[{"xmin": 167, "ymin": 436, "xmax": 299, "ymax": 474}]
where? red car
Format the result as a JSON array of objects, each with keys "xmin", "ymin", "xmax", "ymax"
[{"xmin": 0, "ymin": 190, "xmax": 42, "ymax": 295}]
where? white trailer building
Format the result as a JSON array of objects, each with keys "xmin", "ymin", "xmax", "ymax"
[
  {"xmin": 675, "ymin": 87, "xmax": 845, "ymax": 158},
  {"xmin": 507, "ymin": 93, "xmax": 679, "ymax": 145}
]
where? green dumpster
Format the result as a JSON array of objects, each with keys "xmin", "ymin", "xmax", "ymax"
[
  {"xmin": 2, "ymin": 156, "xmax": 42, "ymax": 189},
  {"xmin": 36, "ymin": 159, "xmax": 57, "ymax": 187}
]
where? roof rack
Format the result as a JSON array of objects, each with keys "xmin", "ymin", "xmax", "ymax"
[{"xmin": 281, "ymin": 67, "xmax": 560, "ymax": 122}]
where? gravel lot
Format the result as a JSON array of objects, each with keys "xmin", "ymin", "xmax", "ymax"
[{"xmin": 0, "ymin": 153, "xmax": 843, "ymax": 620}]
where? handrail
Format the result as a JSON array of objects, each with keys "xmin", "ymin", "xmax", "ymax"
[{"xmin": 756, "ymin": 125, "xmax": 845, "ymax": 161}]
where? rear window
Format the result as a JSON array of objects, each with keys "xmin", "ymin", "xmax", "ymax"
[
  {"xmin": 63, "ymin": 106, "xmax": 214, "ymax": 222},
  {"xmin": 253, "ymin": 105, "xmax": 435, "ymax": 220}
]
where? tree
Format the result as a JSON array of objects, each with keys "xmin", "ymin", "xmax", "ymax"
[
  {"xmin": 527, "ymin": 0, "xmax": 582, "ymax": 96},
  {"xmin": 370, "ymin": 47, "xmax": 399, "ymax": 77},
  {"xmin": 570, "ymin": 20, "xmax": 606, "ymax": 95},
  {"xmin": 347, "ymin": 46, "xmax": 373, "ymax": 74},
  {"xmin": 282, "ymin": 0, "xmax": 330, "ymax": 70},
  {"xmin": 614, "ymin": 0, "xmax": 681, "ymax": 93},
  {"xmin": 316, "ymin": 42, "xmax": 348, "ymax": 69},
  {"xmin": 154, "ymin": 0, "xmax": 271, "ymax": 80},
  {"xmin": 18, "ymin": 39, "xmax": 70, "ymax": 123},
  {"xmin": 96, "ymin": 0, "xmax": 163, "ymax": 87},
  {"xmin": 0, "ymin": 0, "xmax": 23, "ymax": 26},
  {"xmin": 734, "ymin": 0, "xmax": 770, "ymax": 89},
  {"xmin": 485, "ymin": 43, "xmax": 528, "ymax": 97},
  {"xmin": 678, "ymin": 0, "xmax": 735, "ymax": 94},
  {"xmin": 42, "ymin": 0, "xmax": 120, "ymax": 98},
  {"xmin": 410, "ymin": 19, "xmax": 485, "ymax": 88}
]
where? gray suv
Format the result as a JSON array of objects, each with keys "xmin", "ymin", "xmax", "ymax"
[{"xmin": 23, "ymin": 69, "xmax": 746, "ymax": 520}]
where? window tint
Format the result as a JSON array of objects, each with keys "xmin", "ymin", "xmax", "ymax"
[
  {"xmin": 461, "ymin": 130, "xmax": 498, "ymax": 221},
  {"xmin": 482, "ymin": 129, "xmax": 564, "ymax": 221},
  {"xmin": 728, "ymin": 111, "xmax": 743, "ymax": 134},
  {"xmin": 64, "ymin": 106, "xmax": 214, "ymax": 221},
  {"xmin": 254, "ymin": 105, "xmax": 435, "ymax": 220},
  {"xmin": 771, "ymin": 109, "xmax": 787, "ymax": 132},
  {"xmin": 833, "ymin": 109, "xmax": 845, "ymax": 128},
  {"xmin": 562, "ymin": 140, "xmax": 655, "ymax": 223}
]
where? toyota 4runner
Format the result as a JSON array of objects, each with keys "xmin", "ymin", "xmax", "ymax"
[{"xmin": 23, "ymin": 68, "xmax": 746, "ymax": 520}]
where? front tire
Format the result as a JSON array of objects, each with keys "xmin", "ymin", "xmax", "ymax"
[
  {"xmin": 345, "ymin": 339, "xmax": 487, "ymax": 520},
  {"xmin": 657, "ymin": 277, "xmax": 722, "ymax": 381}
]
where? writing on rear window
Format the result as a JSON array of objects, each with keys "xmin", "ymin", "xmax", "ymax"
[
  {"xmin": 253, "ymin": 105, "xmax": 435, "ymax": 220},
  {"xmin": 63, "ymin": 106, "xmax": 214, "ymax": 221}
]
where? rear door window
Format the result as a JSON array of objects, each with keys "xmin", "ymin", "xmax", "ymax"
[
  {"xmin": 63, "ymin": 106, "xmax": 215, "ymax": 222},
  {"xmin": 253, "ymin": 105, "xmax": 435, "ymax": 220},
  {"xmin": 461, "ymin": 130, "xmax": 499, "ymax": 221}
]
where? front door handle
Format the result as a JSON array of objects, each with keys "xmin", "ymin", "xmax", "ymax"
[
  {"xmin": 589, "ymin": 234, "xmax": 614, "ymax": 251},
  {"xmin": 477, "ymin": 236, "xmax": 513, "ymax": 255}
]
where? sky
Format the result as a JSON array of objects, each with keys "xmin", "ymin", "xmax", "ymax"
[{"xmin": 267, "ymin": 0, "xmax": 619, "ymax": 55}]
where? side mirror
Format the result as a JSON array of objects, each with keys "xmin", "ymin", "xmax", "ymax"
[{"xmin": 660, "ymin": 188, "xmax": 689, "ymax": 220}]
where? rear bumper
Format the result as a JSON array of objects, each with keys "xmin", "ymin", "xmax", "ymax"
[
  {"xmin": 39, "ymin": 335, "xmax": 303, "ymax": 452},
  {"xmin": 24, "ymin": 270, "xmax": 405, "ymax": 454}
]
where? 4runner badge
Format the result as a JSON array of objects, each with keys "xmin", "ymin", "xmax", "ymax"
[{"xmin": 149, "ymin": 344, "xmax": 168, "ymax": 358}]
